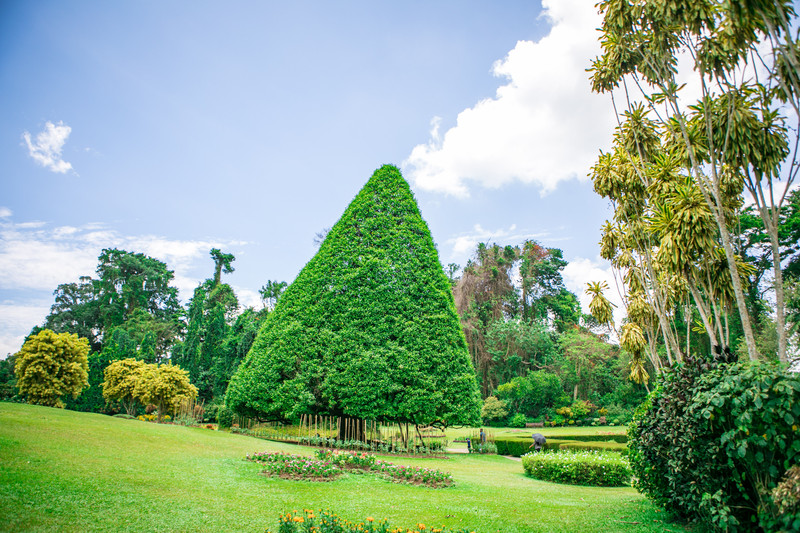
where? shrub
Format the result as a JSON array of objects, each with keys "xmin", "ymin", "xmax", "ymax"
[
  {"xmin": 549, "ymin": 433, "xmax": 627, "ymax": 444},
  {"xmin": 521, "ymin": 450, "xmax": 631, "ymax": 486},
  {"xmin": 14, "ymin": 330, "xmax": 89, "ymax": 408},
  {"xmin": 629, "ymin": 358, "xmax": 800, "ymax": 532},
  {"xmin": 481, "ymin": 395, "xmax": 508, "ymax": 423},
  {"xmin": 557, "ymin": 441, "xmax": 627, "ymax": 454},
  {"xmin": 769, "ymin": 465, "xmax": 800, "ymax": 532},
  {"xmin": 494, "ymin": 438, "xmax": 533, "ymax": 456},
  {"xmin": 508, "ymin": 413, "xmax": 527, "ymax": 428},
  {"xmin": 217, "ymin": 405, "xmax": 234, "ymax": 428}
]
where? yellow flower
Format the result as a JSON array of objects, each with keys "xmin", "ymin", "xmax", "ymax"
[{"xmin": 418, "ymin": 524, "xmax": 426, "ymax": 530}]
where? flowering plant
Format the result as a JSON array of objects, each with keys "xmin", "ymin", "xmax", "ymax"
[{"xmin": 268, "ymin": 509, "xmax": 475, "ymax": 533}]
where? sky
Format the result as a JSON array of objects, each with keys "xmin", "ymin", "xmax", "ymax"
[{"xmin": 0, "ymin": 0, "xmax": 624, "ymax": 357}]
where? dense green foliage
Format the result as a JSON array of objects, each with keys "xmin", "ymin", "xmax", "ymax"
[
  {"xmin": 102, "ymin": 358, "xmax": 146, "ymax": 415},
  {"xmin": 495, "ymin": 434, "xmax": 627, "ymax": 457},
  {"xmin": 629, "ymin": 359, "xmax": 800, "ymax": 531},
  {"xmin": 521, "ymin": 450, "xmax": 631, "ymax": 487},
  {"xmin": 14, "ymin": 330, "xmax": 89, "ymax": 408},
  {"xmin": 227, "ymin": 165, "xmax": 481, "ymax": 427},
  {"xmin": 133, "ymin": 362, "xmax": 198, "ymax": 422}
]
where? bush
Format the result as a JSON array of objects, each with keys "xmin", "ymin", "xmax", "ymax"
[
  {"xmin": 494, "ymin": 438, "xmax": 533, "ymax": 456},
  {"xmin": 557, "ymin": 441, "xmax": 627, "ymax": 454},
  {"xmin": 204, "ymin": 402, "xmax": 220, "ymax": 423},
  {"xmin": 481, "ymin": 396, "xmax": 508, "ymax": 424},
  {"xmin": 521, "ymin": 450, "xmax": 631, "ymax": 486},
  {"xmin": 508, "ymin": 413, "xmax": 527, "ymax": 428},
  {"xmin": 549, "ymin": 433, "xmax": 627, "ymax": 444},
  {"xmin": 217, "ymin": 405, "xmax": 235, "ymax": 428},
  {"xmin": 629, "ymin": 358, "xmax": 800, "ymax": 532}
]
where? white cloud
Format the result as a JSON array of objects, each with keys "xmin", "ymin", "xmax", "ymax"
[
  {"xmin": 404, "ymin": 0, "xmax": 613, "ymax": 197},
  {"xmin": 22, "ymin": 121, "xmax": 74, "ymax": 174},
  {"xmin": 0, "ymin": 218, "xmax": 241, "ymax": 294},
  {"xmin": 0, "ymin": 208, "xmax": 11, "ymax": 218},
  {"xmin": 0, "ymin": 301, "xmax": 51, "ymax": 357},
  {"xmin": 562, "ymin": 257, "xmax": 626, "ymax": 327}
]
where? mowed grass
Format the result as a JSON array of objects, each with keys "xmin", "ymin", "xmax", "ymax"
[{"xmin": 0, "ymin": 403, "xmax": 685, "ymax": 533}]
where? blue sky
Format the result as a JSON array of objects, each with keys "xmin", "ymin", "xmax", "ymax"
[{"xmin": 0, "ymin": 0, "xmax": 621, "ymax": 356}]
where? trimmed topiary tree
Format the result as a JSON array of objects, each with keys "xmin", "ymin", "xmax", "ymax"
[{"xmin": 226, "ymin": 165, "xmax": 481, "ymax": 430}]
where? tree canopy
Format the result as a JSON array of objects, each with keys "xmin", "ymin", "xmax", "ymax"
[
  {"xmin": 14, "ymin": 330, "xmax": 89, "ymax": 408},
  {"xmin": 226, "ymin": 164, "xmax": 481, "ymax": 427}
]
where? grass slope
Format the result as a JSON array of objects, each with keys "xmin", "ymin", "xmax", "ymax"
[{"xmin": 0, "ymin": 403, "xmax": 685, "ymax": 533}]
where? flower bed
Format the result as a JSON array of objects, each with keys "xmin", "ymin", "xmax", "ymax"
[
  {"xmin": 315, "ymin": 449, "xmax": 377, "ymax": 469},
  {"xmin": 267, "ymin": 509, "xmax": 474, "ymax": 533},
  {"xmin": 248, "ymin": 451, "xmax": 453, "ymax": 487},
  {"xmin": 521, "ymin": 450, "xmax": 631, "ymax": 487},
  {"xmin": 371, "ymin": 460, "xmax": 453, "ymax": 487},
  {"xmin": 246, "ymin": 452, "xmax": 340, "ymax": 481}
]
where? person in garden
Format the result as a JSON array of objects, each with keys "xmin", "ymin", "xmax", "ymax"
[
  {"xmin": 480, "ymin": 428, "xmax": 486, "ymax": 444},
  {"xmin": 530, "ymin": 433, "xmax": 546, "ymax": 452}
]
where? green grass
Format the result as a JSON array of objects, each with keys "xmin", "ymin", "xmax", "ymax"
[{"xmin": 0, "ymin": 403, "xmax": 688, "ymax": 533}]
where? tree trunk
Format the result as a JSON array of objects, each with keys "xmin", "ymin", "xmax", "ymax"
[{"xmin": 337, "ymin": 416, "xmax": 365, "ymax": 442}]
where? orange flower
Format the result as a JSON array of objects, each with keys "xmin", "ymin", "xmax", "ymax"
[
  {"xmin": 366, "ymin": 517, "xmax": 374, "ymax": 522},
  {"xmin": 293, "ymin": 516, "xmax": 305, "ymax": 523}
]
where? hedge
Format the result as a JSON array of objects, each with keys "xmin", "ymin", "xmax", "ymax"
[
  {"xmin": 495, "ymin": 438, "xmax": 572, "ymax": 456},
  {"xmin": 521, "ymin": 450, "xmax": 632, "ymax": 487},
  {"xmin": 495, "ymin": 437, "xmax": 627, "ymax": 457},
  {"xmin": 557, "ymin": 441, "xmax": 627, "ymax": 454},
  {"xmin": 551, "ymin": 434, "xmax": 627, "ymax": 444}
]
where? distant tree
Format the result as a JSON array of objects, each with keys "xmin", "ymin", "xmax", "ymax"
[
  {"xmin": 454, "ymin": 243, "xmax": 518, "ymax": 396},
  {"xmin": 133, "ymin": 363, "xmax": 197, "ymax": 422},
  {"xmin": 259, "ymin": 280, "xmax": 287, "ymax": 311},
  {"xmin": 43, "ymin": 276, "xmax": 102, "ymax": 352},
  {"xmin": 559, "ymin": 328, "xmax": 616, "ymax": 400},
  {"xmin": 495, "ymin": 371, "xmax": 565, "ymax": 418},
  {"xmin": 519, "ymin": 241, "xmax": 579, "ymax": 329},
  {"xmin": 485, "ymin": 319, "xmax": 557, "ymax": 387},
  {"xmin": 209, "ymin": 248, "xmax": 235, "ymax": 288},
  {"xmin": 444, "ymin": 263, "xmax": 461, "ymax": 287},
  {"xmin": 102, "ymin": 358, "xmax": 146, "ymax": 415},
  {"xmin": 226, "ymin": 165, "xmax": 481, "ymax": 430},
  {"xmin": 94, "ymin": 248, "xmax": 182, "ymax": 330},
  {"xmin": 0, "ymin": 354, "xmax": 18, "ymax": 400},
  {"xmin": 171, "ymin": 250, "xmax": 240, "ymax": 401},
  {"xmin": 14, "ymin": 330, "xmax": 89, "ymax": 408},
  {"xmin": 41, "ymin": 250, "xmax": 182, "ymax": 356}
]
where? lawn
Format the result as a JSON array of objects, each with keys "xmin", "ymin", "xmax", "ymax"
[{"xmin": 0, "ymin": 403, "xmax": 687, "ymax": 533}]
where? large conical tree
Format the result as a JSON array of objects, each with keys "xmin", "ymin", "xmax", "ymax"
[{"xmin": 226, "ymin": 165, "xmax": 480, "ymax": 428}]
